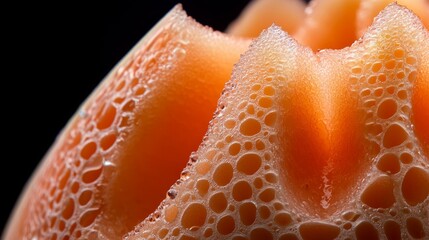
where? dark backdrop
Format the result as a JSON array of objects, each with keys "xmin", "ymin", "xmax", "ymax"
[{"xmin": 2, "ymin": 0, "xmax": 309, "ymax": 233}]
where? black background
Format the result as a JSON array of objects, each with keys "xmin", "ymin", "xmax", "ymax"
[{"xmin": 2, "ymin": 0, "xmax": 309, "ymax": 233}]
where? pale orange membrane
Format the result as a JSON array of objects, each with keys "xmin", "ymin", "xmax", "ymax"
[
  {"xmin": 357, "ymin": 0, "xmax": 429, "ymax": 37},
  {"xmin": 3, "ymin": 5, "xmax": 249, "ymax": 240},
  {"xmin": 127, "ymin": 5, "xmax": 428, "ymax": 239},
  {"xmin": 294, "ymin": 0, "xmax": 361, "ymax": 50},
  {"xmin": 413, "ymin": 38, "xmax": 429, "ymax": 157},
  {"xmin": 226, "ymin": 0, "xmax": 306, "ymax": 38}
]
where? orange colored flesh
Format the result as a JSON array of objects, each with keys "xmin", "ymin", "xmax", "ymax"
[
  {"xmin": 280, "ymin": 54, "xmax": 366, "ymax": 215},
  {"xmin": 413, "ymin": 48, "xmax": 429, "ymax": 157},
  {"xmin": 4, "ymin": 6, "xmax": 249, "ymax": 239},
  {"xmin": 127, "ymin": 4, "xmax": 429, "ymax": 239},
  {"xmin": 356, "ymin": 0, "xmax": 429, "ymax": 160},
  {"xmin": 229, "ymin": 0, "xmax": 428, "ymax": 51},
  {"xmin": 106, "ymin": 16, "xmax": 248, "ymax": 235},
  {"xmin": 227, "ymin": 0, "xmax": 306, "ymax": 38},
  {"xmin": 228, "ymin": 0, "xmax": 362, "ymax": 51},
  {"xmin": 294, "ymin": 0, "xmax": 361, "ymax": 50},
  {"xmin": 357, "ymin": 0, "xmax": 429, "ymax": 37},
  {"xmin": 4, "ymin": 1, "xmax": 429, "ymax": 240}
]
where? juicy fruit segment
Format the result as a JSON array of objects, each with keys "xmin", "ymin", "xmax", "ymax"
[
  {"xmin": 278, "ymin": 47, "xmax": 366, "ymax": 216},
  {"xmin": 127, "ymin": 5, "xmax": 429, "ymax": 239},
  {"xmin": 229, "ymin": 0, "xmax": 428, "ymax": 52},
  {"xmin": 357, "ymin": 0, "xmax": 429, "ymax": 37},
  {"xmin": 5, "ymin": 1, "xmax": 429, "ymax": 239},
  {"xmin": 227, "ymin": 0, "xmax": 305, "ymax": 38},
  {"xmin": 228, "ymin": 0, "xmax": 361, "ymax": 51},
  {"xmin": 4, "ymin": 6, "xmax": 248, "ymax": 239},
  {"xmin": 294, "ymin": 0, "xmax": 361, "ymax": 50}
]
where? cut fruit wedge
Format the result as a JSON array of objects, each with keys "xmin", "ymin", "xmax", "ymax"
[
  {"xmin": 3, "ymin": 6, "xmax": 248, "ymax": 239},
  {"xmin": 357, "ymin": 0, "xmax": 429, "ymax": 37},
  {"xmin": 4, "ymin": 1, "xmax": 429, "ymax": 240},
  {"xmin": 227, "ymin": 0, "xmax": 306, "ymax": 38},
  {"xmin": 294, "ymin": 0, "xmax": 361, "ymax": 50},
  {"xmin": 229, "ymin": 0, "xmax": 429, "ymax": 51},
  {"xmin": 126, "ymin": 4, "xmax": 429, "ymax": 239},
  {"xmin": 228, "ymin": 0, "xmax": 363, "ymax": 50}
]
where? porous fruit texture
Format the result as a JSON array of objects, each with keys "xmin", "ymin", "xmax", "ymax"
[
  {"xmin": 229, "ymin": 0, "xmax": 429, "ymax": 51},
  {"xmin": 127, "ymin": 5, "xmax": 429, "ymax": 240},
  {"xmin": 357, "ymin": 0, "xmax": 429, "ymax": 37},
  {"xmin": 3, "ymin": 6, "xmax": 248, "ymax": 239},
  {"xmin": 227, "ymin": 0, "xmax": 361, "ymax": 50}
]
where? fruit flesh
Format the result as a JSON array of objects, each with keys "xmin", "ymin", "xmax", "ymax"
[
  {"xmin": 353, "ymin": 0, "xmax": 429, "ymax": 194},
  {"xmin": 228, "ymin": 0, "xmax": 362, "ymax": 51},
  {"xmin": 294, "ymin": 0, "xmax": 361, "ymax": 50},
  {"xmin": 127, "ymin": 5, "xmax": 429, "ymax": 239},
  {"xmin": 227, "ymin": 0, "xmax": 429, "ymax": 162},
  {"xmin": 278, "ymin": 48, "xmax": 367, "ymax": 216},
  {"xmin": 230, "ymin": 0, "xmax": 429, "ymax": 52},
  {"xmin": 3, "ymin": 5, "xmax": 249, "ymax": 239},
  {"xmin": 227, "ymin": 0, "xmax": 306, "ymax": 38},
  {"xmin": 4, "ymin": 0, "xmax": 429, "ymax": 239},
  {"xmin": 356, "ymin": 0, "xmax": 429, "ymax": 37},
  {"xmin": 413, "ymin": 49, "xmax": 429, "ymax": 157}
]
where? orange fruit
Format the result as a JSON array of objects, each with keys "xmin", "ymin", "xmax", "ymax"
[
  {"xmin": 126, "ymin": 4, "xmax": 429, "ymax": 239},
  {"xmin": 4, "ymin": 6, "xmax": 248, "ymax": 239},
  {"xmin": 356, "ymin": 0, "xmax": 429, "ymax": 37},
  {"xmin": 227, "ymin": 0, "xmax": 306, "ymax": 38},
  {"xmin": 4, "ymin": 0, "xmax": 429, "ymax": 239}
]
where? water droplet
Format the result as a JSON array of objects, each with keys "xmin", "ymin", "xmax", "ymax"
[
  {"xmin": 190, "ymin": 152, "xmax": 198, "ymax": 162},
  {"xmin": 116, "ymin": 66, "xmax": 125, "ymax": 77},
  {"xmin": 79, "ymin": 109, "xmax": 88, "ymax": 118},
  {"xmin": 167, "ymin": 189, "xmax": 177, "ymax": 199},
  {"xmin": 172, "ymin": 47, "xmax": 186, "ymax": 60},
  {"xmin": 181, "ymin": 170, "xmax": 190, "ymax": 180},
  {"xmin": 178, "ymin": 39, "xmax": 190, "ymax": 45}
]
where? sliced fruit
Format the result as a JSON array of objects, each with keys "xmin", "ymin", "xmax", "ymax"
[
  {"xmin": 5, "ymin": 0, "xmax": 429, "ymax": 239},
  {"xmin": 357, "ymin": 0, "xmax": 429, "ymax": 37},
  {"xmin": 227, "ymin": 0, "xmax": 362, "ymax": 51},
  {"xmin": 294, "ymin": 0, "xmax": 361, "ymax": 50},
  {"xmin": 227, "ymin": 0, "xmax": 306, "ymax": 38},
  {"xmin": 3, "ymin": 5, "xmax": 249, "ymax": 239},
  {"xmin": 126, "ymin": 5, "xmax": 429, "ymax": 239},
  {"xmin": 228, "ymin": 0, "xmax": 428, "ymax": 53}
]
